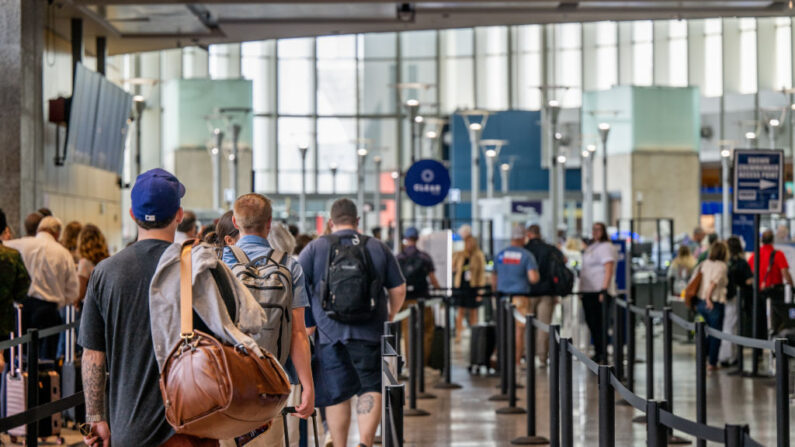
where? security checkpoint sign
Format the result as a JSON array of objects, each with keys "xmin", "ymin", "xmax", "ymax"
[
  {"xmin": 733, "ymin": 149, "xmax": 784, "ymax": 214},
  {"xmin": 405, "ymin": 159, "xmax": 451, "ymax": 207}
]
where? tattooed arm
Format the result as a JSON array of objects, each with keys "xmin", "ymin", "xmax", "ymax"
[{"xmin": 82, "ymin": 349, "xmax": 111, "ymax": 447}]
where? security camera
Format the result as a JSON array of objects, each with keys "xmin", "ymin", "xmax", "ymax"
[{"xmin": 397, "ymin": 3, "xmax": 416, "ymax": 22}]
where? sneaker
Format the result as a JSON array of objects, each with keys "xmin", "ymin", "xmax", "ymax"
[{"xmin": 324, "ymin": 432, "xmax": 333, "ymax": 447}]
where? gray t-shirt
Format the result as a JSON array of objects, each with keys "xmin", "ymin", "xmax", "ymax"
[
  {"xmin": 298, "ymin": 230, "xmax": 405, "ymax": 344},
  {"xmin": 78, "ymin": 239, "xmax": 174, "ymax": 446}
]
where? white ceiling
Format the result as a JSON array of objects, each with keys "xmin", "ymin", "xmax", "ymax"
[{"xmin": 55, "ymin": 0, "xmax": 794, "ymax": 55}]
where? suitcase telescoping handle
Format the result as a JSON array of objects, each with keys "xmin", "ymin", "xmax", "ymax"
[
  {"xmin": 65, "ymin": 305, "xmax": 76, "ymax": 363},
  {"xmin": 12, "ymin": 303, "xmax": 22, "ymax": 376},
  {"xmin": 281, "ymin": 406, "xmax": 320, "ymax": 447}
]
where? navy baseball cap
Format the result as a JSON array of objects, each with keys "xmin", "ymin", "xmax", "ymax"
[
  {"xmin": 131, "ymin": 168, "xmax": 185, "ymax": 223},
  {"xmin": 404, "ymin": 226, "xmax": 419, "ymax": 239}
]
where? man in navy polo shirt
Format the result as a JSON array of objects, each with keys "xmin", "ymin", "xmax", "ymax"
[
  {"xmin": 299, "ymin": 198, "xmax": 405, "ymax": 447},
  {"xmin": 492, "ymin": 225, "xmax": 540, "ymax": 365}
]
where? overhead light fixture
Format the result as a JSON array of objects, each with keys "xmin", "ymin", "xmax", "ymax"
[
  {"xmin": 500, "ymin": 163, "xmax": 511, "ymax": 172},
  {"xmin": 554, "ymin": 132, "xmax": 563, "ymax": 140},
  {"xmin": 405, "ymin": 99, "xmax": 419, "ymax": 108},
  {"xmin": 357, "ymin": 148, "xmax": 368, "ymax": 157},
  {"xmin": 582, "ymin": 150, "xmax": 590, "ymax": 158},
  {"xmin": 598, "ymin": 123, "xmax": 611, "ymax": 131},
  {"xmin": 211, "ymin": 147, "xmax": 219, "ymax": 155},
  {"xmin": 770, "ymin": 118, "xmax": 781, "ymax": 127},
  {"xmin": 720, "ymin": 148, "xmax": 731, "ymax": 158},
  {"xmin": 587, "ymin": 144, "xmax": 597, "ymax": 152},
  {"xmin": 133, "ymin": 95, "xmax": 145, "ymax": 103},
  {"xmin": 548, "ymin": 100, "xmax": 560, "ymax": 108},
  {"xmin": 425, "ymin": 130, "xmax": 438, "ymax": 139},
  {"xmin": 469, "ymin": 122, "xmax": 482, "ymax": 131},
  {"xmin": 329, "ymin": 162, "xmax": 338, "ymax": 171},
  {"xmin": 745, "ymin": 131, "xmax": 757, "ymax": 140},
  {"xmin": 414, "ymin": 116, "xmax": 424, "ymax": 124},
  {"xmin": 391, "ymin": 171, "xmax": 399, "ymax": 179},
  {"xmin": 485, "ymin": 149, "xmax": 497, "ymax": 158},
  {"xmin": 373, "ymin": 156, "xmax": 382, "ymax": 164},
  {"xmin": 557, "ymin": 154, "xmax": 567, "ymax": 164}
]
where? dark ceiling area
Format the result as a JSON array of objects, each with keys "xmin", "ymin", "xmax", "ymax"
[{"xmin": 54, "ymin": 0, "xmax": 794, "ymax": 55}]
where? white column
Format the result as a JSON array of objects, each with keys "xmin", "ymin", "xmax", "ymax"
[
  {"xmin": 298, "ymin": 145, "xmax": 308, "ymax": 233},
  {"xmin": 721, "ymin": 147, "xmax": 732, "ymax": 238}
]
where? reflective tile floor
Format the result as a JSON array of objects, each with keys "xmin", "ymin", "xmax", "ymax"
[{"xmin": 401, "ymin": 334, "xmax": 793, "ymax": 446}]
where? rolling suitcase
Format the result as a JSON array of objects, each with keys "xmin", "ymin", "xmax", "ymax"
[
  {"xmin": 5, "ymin": 304, "xmax": 64, "ymax": 444},
  {"xmin": 61, "ymin": 305, "xmax": 84, "ymax": 425},
  {"xmin": 469, "ymin": 324, "xmax": 496, "ymax": 372},
  {"xmin": 282, "ymin": 406, "xmax": 319, "ymax": 447}
]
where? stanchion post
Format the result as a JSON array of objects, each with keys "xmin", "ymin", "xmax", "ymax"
[
  {"xmin": 598, "ymin": 365, "xmax": 615, "ymax": 447},
  {"xmin": 404, "ymin": 306, "xmax": 429, "ymax": 417},
  {"xmin": 384, "ymin": 384, "xmax": 405, "ymax": 447},
  {"xmin": 695, "ymin": 321, "xmax": 706, "ymax": 447},
  {"xmin": 560, "ymin": 338, "xmax": 573, "ymax": 447},
  {"xmin": 613, "ymin": 296, "xmax": 624, "ymax": 381},
  {"xmin": 416, "ymin": 299, "xmax": 435, "ymax": 400},
  {"xmin": 752, "ymin": 213, "xmax": 761, "ymax": 376},
  {"xmin": 626, "ymin": 296, "xmax": 636, "ymax": 392},
  {"xmin": 26, "ymin": 329, "xmax": 39, "ymax": 447},
  {"xmin": 435, "ymin": 297, "xmax": 461, "ymax": 389},
  {"xmin": 490, "ymin": 296, "xmax": 509, "ymax": 401},
  {"xmin": 497, "ymin": 302, "xmax": 526, "ymax": 415},
  {"xmin": 662, "ymin": 307, "xmax": 689, "ymax": 444},
  {"xmin": 645, "ymin": 305, "xmax": 654, "ymax": 400},
  {"xmin": 646, "ymin": 400, "xmax": 668, "ymax": 447},
  {"xmin": 601, "ymin": 294, "xmax": 609, "ymax": 364},
  {"xmin": 734, "ymin": 286, "xmax": 744, "ymax": 375},
  {"xmin": 774, "ymin": 338, "xmax": 790, "ymax": 447},
  {"xmin": 511, "ymin": 313, "xmax": 550, "ymax": 445},
  {"xmin": 723, "ymin": 424, "xmax": 748, "ymax": 447},
  {"xmin": 549, "ymin": 324, "xmax": 561, "ymax": 447}
]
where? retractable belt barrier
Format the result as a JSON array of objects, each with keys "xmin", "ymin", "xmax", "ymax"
[
  {"xmin": 0, "ymin": 321, "xmax": 85, "ymax": 447},
  {"xmin": 381, "ymin": 334, "xmax": 405, "ymax": 447},
  {"xmin": 506, "ymin": 301, "xmax": 777, "ymax": 447}
]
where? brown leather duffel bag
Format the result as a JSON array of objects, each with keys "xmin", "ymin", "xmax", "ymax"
[{"xmin": 159, "ymin": 241, "xmax": 291, "ymax": 440}]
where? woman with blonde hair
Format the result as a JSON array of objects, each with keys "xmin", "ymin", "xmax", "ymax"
[
  {"xmin": 452, "ymin": 235, "xmax": 487, "ymax": 342},
  {"xmin": 76, "ymin": 224, "xmax": 110, "ymax": 302}
]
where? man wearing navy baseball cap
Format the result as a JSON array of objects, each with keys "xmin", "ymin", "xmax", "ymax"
[{"xmin": 79, "ymin": 169, "xmax": 218, "ymax": 446}]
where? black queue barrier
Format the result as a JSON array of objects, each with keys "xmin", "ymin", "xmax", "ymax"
[
  {"xmin": 381, "ymin": 333, "xmax": 405, "ymax": 447},
  {"xmin": 495, "ymin": 301, "xmax": 525, "ymax": 415},
  {"xmin": 504, "ymin": 297, "xmax": 788, "ymax": 447},
  {"xmin": 414, "ymin": 299, "xmax": 436, "ymax": 400},
  {"xmin": 0, "ymin": 322, "xmax": 83, "ymax": 447}
]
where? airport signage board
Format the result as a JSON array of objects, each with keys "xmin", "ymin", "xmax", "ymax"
[
  {"xmin": 405, "ymin": 159, "xmax": 451, "ymax": 207},
  {"xmin": 733, "ymin": 149, "xmax": 784, "ymax": 214}
]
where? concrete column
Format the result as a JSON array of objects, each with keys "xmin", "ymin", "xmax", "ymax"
[
  {"xmin": 139, "ymin": 52, "xmax": 162, "ymax": 172},
  {"xmin": 723, "ymin": 18, "xmax": 742, "ymax": 94},
  {"xmin": 0, "ymin": 0, "xmax": 44, "ymax": 234},
  {"xmin": 757, "ymin": 18, "xmax": 777, "ymax": 92}
]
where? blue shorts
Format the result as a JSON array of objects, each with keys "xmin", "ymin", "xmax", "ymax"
[{"xmin": 345, "ymin": 340, "xmax": 382, "ymax": 395}]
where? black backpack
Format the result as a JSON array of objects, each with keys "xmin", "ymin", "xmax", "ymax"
[
  {"xmin": 399, "ymin": 252, "xmax": 428, "ymax": 298},
  {"xmin": 321, "ymin": 234, "xmax": 382, "ymax": 323},
  {"xmin": 526, "ymin": 240, "xmax": 574, "ymax": 297}
]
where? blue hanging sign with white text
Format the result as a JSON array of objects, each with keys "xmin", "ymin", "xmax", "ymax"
[{"xmin": 405, "ymin": 159, "xmax": 451, "ymax": 207}]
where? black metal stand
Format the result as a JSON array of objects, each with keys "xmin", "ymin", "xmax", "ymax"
[
  {"xmin": 415, "ymin": 299, "xmax": 436, "ymax": 400},
  {"xmin": 435, "ymin": 298, "xmax": 462, "ymax": 390},
  {"xmin": 404, "ymin": 306, "xmax": 430, "ymax": 417},
  {"xmin": 511, "ymin": 314, "xmax": 550, "ymax": 445},
  {"xmin": 497, "ymin": 301, "xmax": 526, "ymax": 415}
]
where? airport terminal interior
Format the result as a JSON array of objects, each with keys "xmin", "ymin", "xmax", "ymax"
[{"xmin": 3, "ymin": 0, "xmax": 795, "ymax": 446}]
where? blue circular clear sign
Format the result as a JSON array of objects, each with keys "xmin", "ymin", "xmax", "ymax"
[{"xmin": 405, "ymin": 159, "xmax": 451, "ymax": 207}]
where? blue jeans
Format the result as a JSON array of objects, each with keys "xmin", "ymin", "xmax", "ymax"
[{"xmin": 696, "ymin": 299, "xmax": 725, "ymax": 366}]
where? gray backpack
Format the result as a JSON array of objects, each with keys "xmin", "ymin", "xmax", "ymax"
[{"xmin": 229, "ymin": 246, "xmax": 293, "ymax": 366}]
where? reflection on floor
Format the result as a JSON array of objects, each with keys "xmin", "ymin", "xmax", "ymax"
[{"xmin": 401, "ymin": 332, "xmax": 792, "ymax": 446}]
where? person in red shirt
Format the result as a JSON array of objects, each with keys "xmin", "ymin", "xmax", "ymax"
[
  {"xmin": 748, "ymin": 229, "xmax": 792, "ymax": 339},
  {"xmin": 749, "ymin": 230, "xmax": 793, "ymax": 290}
]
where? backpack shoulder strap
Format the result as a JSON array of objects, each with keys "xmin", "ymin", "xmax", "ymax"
[
  {"xmin": 229, "ymin": 245, "xmax": 250, "ymax": 265},
  {"xmin": 356, "ymin": 235, "xmax": 379, "ymax": 278},
  {"xmin": 763, "ymin": 249, "xmax": 778, "ymax": 287}
]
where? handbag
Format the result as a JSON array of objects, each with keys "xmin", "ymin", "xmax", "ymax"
[
  {"xmin": 312, "ymin": 332, "xmax": 361, "ymax": 408},
  {"xmin": 159, "ymin": 241, "xmax": 292, "ymax": 440},
  {"xmin": 684, "ymin": 265, "xmax": 702, "ymax": 309}
]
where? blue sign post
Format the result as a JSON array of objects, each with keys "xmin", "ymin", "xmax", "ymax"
[
  {"xmin": 733, "ymin": 149, "xmax": 784, "ymax": 214},
  {"xmin": 405, "ymin": 159, "xmax": 451, "ymax": 207},
  {"xmin": 613, "ymin": 240, "xmax": 628, "ymax": 294}
]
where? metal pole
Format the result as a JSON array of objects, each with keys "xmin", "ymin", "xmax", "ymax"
[
  {"xmin": 501, "ymin": 163, "xmax": 510, "ymax": 194},
  {"xmin": 491, "ymin": 296, "xmax": 509, "ymax": 400},
  {"xmin": 416, "ymin": 299, "xmax": 435, "ymax": 400},
  {"xmin": 26, "ymin": 329, "xmax": 39, "ymax": 447},
  {"xmin": 613, "ymin": 295, "xmax": 624, "ymax": 381},
  {"xmin": 511, "ymin": 314, "xmax": 550, "ymax": 444},
  {"xmin": 598, "ymin": 365, "xmax": 615, "ymax": 447},
  {"xmin": 695, "ymin": 321, "xmax": 707, "ymax": 447},
  {"xmin": 721, "ymin": 153, "xmax": 731, "ymax": 238},
  {"xmin": 645, "ymin": 306, "xmax": 654, "ymax": 400},
  {"xmin": 374, "ymin": 157, "xmax": 382, "ymax": 231},
  {"xmin": 752, "ymin": 214, "xmax": 761, "ymax": 375},
  {"xmin": 393, "ymin": 172, "xmax": 402, "ymax": 254},
  {"xmin": 663, "ymin": 308, "xmax": 674, "ymax": 432},
  {"xmin": 627, "ymin": 295, "xmax": 636, "ymax": 393},
  {"xmin": 404, "ymin": 306, "xmax": 429, "ymax": 417},
  {"xmin": 435, "ymin": 298, "xmax": 461, "ymax": 389},
  {"xmin": 549, "ymin": 324, "xmax": 561, "ymax": 447},
  {"xmin": 357, "ymin": 149, "xmax": 367, "ymax": 231},
  {"xmin": 775, "ymin": 339, "xmax": 790, "ymax": 447},
  {"xmin": 497, "ymin": 303, "xmax": 526, "ymax": 414},
  {"xmin": 548, "ymin": 105, "xmax": 560, "ymax": 242},
  {"xmin": 212, "ymin": 129, "xmax": 224, "ymax": 211},
  {"xmin": 600, "ymin": 124, "xmax": 611, "ymax": 225},
  {"xmin": 646, "ymin": 401, "xmax": 668, "ymax": 447},
  {"xmin": 299, "ymin": 146, "xmax": 307, "ymax": 233},
  {"xmin": 486, "ymin": 154, "xmax": 495, "ymax": 200},
  {"xmin": 583, "ymin": 150, "xmax": 594, "ymax": 236},
  {"xmin": 229, "ymin": 124, "xmax": 241, "ymax": 207},
  {"xmin": 556, "ymin": 154, "xmax": 565, "ymax": 235},
  {"xmin": 560, "ymin": 338, "xmax": 573, "ymax": 447},
  {"xmin": 469, "ymin": 123, "xmax": 482, "ymax": 236}
]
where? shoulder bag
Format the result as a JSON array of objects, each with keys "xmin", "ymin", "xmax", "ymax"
[
  {"xmin": 684, "ymin": 264, "xmax": 702, "ymax": 309},
  {"xmin": 159, "ymin": 241, "xmax": 291, "ymax": 440}
]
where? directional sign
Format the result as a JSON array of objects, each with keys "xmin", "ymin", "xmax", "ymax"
[
  {"xmin": 733, "ymin": 149, "xmax": 784, "ymax": 214},
  {"xmin": 405, "ymin": 159, "xmax": 451, "ymax": 207},
  {"xmin": 613, "ymin": 240, "xmax": 628, "ymax": 294}
]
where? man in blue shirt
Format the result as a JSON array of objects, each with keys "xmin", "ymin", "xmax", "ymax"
[
  {"xmin": 222, "ymin": 193, "xmax": 314, "ymax": 446},
  {"xmin": 492, "ymin": 225, "xmax": 539, "ymax": 365},
  {"xmin": 299, "ymin": 198, "xmax": 405, "ymax": 447}
]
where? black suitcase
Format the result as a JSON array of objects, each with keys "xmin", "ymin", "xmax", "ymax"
[
  {"xmin": 61, "ymin": 305, "xmax": 84, "ymax": 425},
  {"xmin": 770, "ymin": 300, "xmax": 795, "ymax": 338},
  {"xmin": 428, "ymin": 326, "xmax": 445, "ymax": 371},
  {"xmin": 469, "ymin": 324, "xmax": 496, "ymax": 370}
]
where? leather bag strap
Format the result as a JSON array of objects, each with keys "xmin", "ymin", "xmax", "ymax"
[{"xmin": 180, "ymin": 240, "xmax": 195, "ymax": 338}]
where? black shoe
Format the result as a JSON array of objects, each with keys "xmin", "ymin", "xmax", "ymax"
[{"xmin": 720, "ymin": 360, "xmax": 738, "ymax": 368}]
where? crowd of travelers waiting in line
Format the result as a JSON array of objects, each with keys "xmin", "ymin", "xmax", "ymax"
[{"xmin": 3, "ymin": 166, "xmax": 792, "ymax": 446}]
